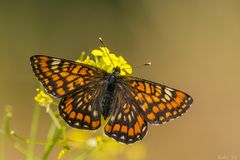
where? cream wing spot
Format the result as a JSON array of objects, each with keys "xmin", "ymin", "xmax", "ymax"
[
  {"xmin": 77, "ymin": 97, "xmax": 82, "ymax": 103},
  {"xmin": 131, "ymin": 111, "xmax": 134, "ymax": 117},
  {"xmin": 164, "ymin": 94, "xmax": 171, "ymax": 101},
  {"xmin": 120, "ymin": 136, "xmax": 125, "ymax": 140},
  {"xmin": 53, "ymin": 69, "xmax": 60, "ymax": 73},
  {"xmin": 117, "ymin": 113, "xmax": 122, "ymax": 120},
  {"xmin": 93, "ymin": 110, "xmax": 98, "ymax": 117},
  {"xmin": 142, "ymin": 126, "xmax": 147, "ymax": 132},
  {"xmin": 82, "ymin": 105, "xmax": 87, "ymax": 110},
  {"xmin": 166, "ymin": 87, "xmax": 174, "ymax": 91},
  {"xmin": 165, "ymin": 88, "xmax": 172, "ymax": 97},
  {"xmin": 88, "ymin": 105, "xmax": 92, "ymax": 112},
  {"xmin": 128, "ymin": 115, "xmax": 132, "ymax": 122},
  {"xmin": 51, "ymin": 65, "xmax": 58, "ymax": 70},
  {"xmin": 52, "ymin": 58, "xmax": 61, "ymax": 61},
  {"xmin": 62, "ymin": 113, "xmax": 66, "ymax": 117},
  {"xmin": 51, "ymin": 60, "xmax": 61, "ymax": 65},
  {"xmin": 111, "ymin": 116, "xmax": 115, "ymax": 121},
  {"xmin": 161, "ymin": 98, "xmax": 167, "ymax": 103},
  {"xmin": 77, "ymin": 101, "xmax": 83, "ymax": 108},
  {"xmin": 123, "ymin": 116, "xmax": 127, "ymax": 121}
]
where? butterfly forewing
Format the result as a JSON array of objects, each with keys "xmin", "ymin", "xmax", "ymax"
[
  {"xmin": 104, "ymin": 85, "xmax": 148, "ymax": 144},
  {"xmin": 123, "ymin": 76, "xmax": 193, "ymax": 125},
  {"xmin": 30, "ymin": 55, "xmax": 107, "ymax": 98}
]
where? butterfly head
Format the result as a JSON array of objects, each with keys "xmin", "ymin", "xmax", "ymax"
[{"xmin": 112, "ymin": 67, "xmax": 121, "ymax": 75}]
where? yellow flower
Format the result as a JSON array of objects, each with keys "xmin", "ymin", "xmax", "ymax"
[
  {"xmin": 65, "ymin": 129, "xmax": 91, "ymax": 148},
  {"xmin": 34, "ymin": 88, "xmax": 53, "ymax": 106},
  {"xmin": 57, "ymin": 147, "xmax": 69, "ymax": 160},
  {"xmin": 83, "ymin": 56, "xmax": 96, "ymax": 66},
  {"xmin": 77, "ymin": 47, "xmax": 132, "ymax": 75},
  {"xmin": 87, "ymin": 138, "xmax": 97, "ymax": 147}
]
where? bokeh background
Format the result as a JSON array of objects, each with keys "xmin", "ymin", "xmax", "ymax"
[{"xmin": 0, "ymin": 0, "xmax": 240, "ymax": 160}]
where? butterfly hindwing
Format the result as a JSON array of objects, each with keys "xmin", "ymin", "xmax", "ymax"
[
  {"xmin": 30, "ymin": 55, "xmax": 107, "ymax": 98},
  {"xmin": 123, "ymin": 76, "xmax": 193, "ymax": 125},
  {"xmin": 59, "ymin": 83, "xmax": 105, "ymax": 130},
  {"xmin": 104, "ymin": 85, "xmax": 148, "ymax": 144}
]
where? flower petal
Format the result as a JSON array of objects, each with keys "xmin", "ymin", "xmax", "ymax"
[{"xmin": 91, "ymin": 49, "xmax": 104, "ymax": 56}]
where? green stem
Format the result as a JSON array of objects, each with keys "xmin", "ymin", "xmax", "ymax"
[
  {"xmin": 72, "ymin": 148, "xmax": 96, "ymax": 160},
  {"xmin": 52, "ymin": 101, "xmax": 59, "ymax": 107},
  {"xmin": 0, "ymin": 106, "xmax": 41, "ymax": 159},
  {"xmin": 12, "ymin": 142, "xmax": 41, "ymax": 160},
  {"xmin": 46, "ymin": 104, "xmax": 61, "ymax": 129},
  {"xmin": 41, "ymin": 123, "xmax": 62, "ymax": 160},
  {"xmin": 79, "ymin": 52, "xmax": 86, "ymax": 61},
  {"xmin": 10, "ymin": 131, "xmax": 47, "ymax": 145},
  {"xmin": 0, "ymin": 106, "xmax": 12, "ymax": 160},
  {"xmin": 13, "ymin": 142, "xmax": 29, "ymax": 157},
  {"xmin": 26, "ymin": 104, "xmax": 41, "ymax": 160},
  {"xmin": 0, "ymin": 131, "xmax": 4, "ymax": 160}
]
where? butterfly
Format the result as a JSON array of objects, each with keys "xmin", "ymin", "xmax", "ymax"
[{"xmin": 30, "ymin": 55, "xmax": 193, "ymax": 144}]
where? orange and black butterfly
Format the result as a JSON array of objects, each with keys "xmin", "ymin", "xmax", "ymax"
[{"xmin": 30, "ymin": 55, "xmax": 193, "ymax": 144}]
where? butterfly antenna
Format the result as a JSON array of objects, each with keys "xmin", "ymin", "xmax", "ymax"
[
  {"xmin": 122, "ymin": 62, "xmax": 151, "ymax": 73},
  {"xmin": 123, "ymin": 62, "xmax": 151, "ymax": 69},
  {"xmin": 133, "ymin": 62, "xmax": 151, "ymax": 68},
  {"xmin": 99, "ymin": 37, "xmax": 115, "ymax": 67}
]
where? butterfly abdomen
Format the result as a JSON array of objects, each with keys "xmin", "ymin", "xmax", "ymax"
[{"xmin": 102, "ymin": 74, "xmax": 118, "ymax": 119}]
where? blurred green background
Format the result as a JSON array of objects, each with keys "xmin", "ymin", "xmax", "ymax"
[{"xmin": 0, "ymin": 0, "xmax": 240, "ymax": 160}]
